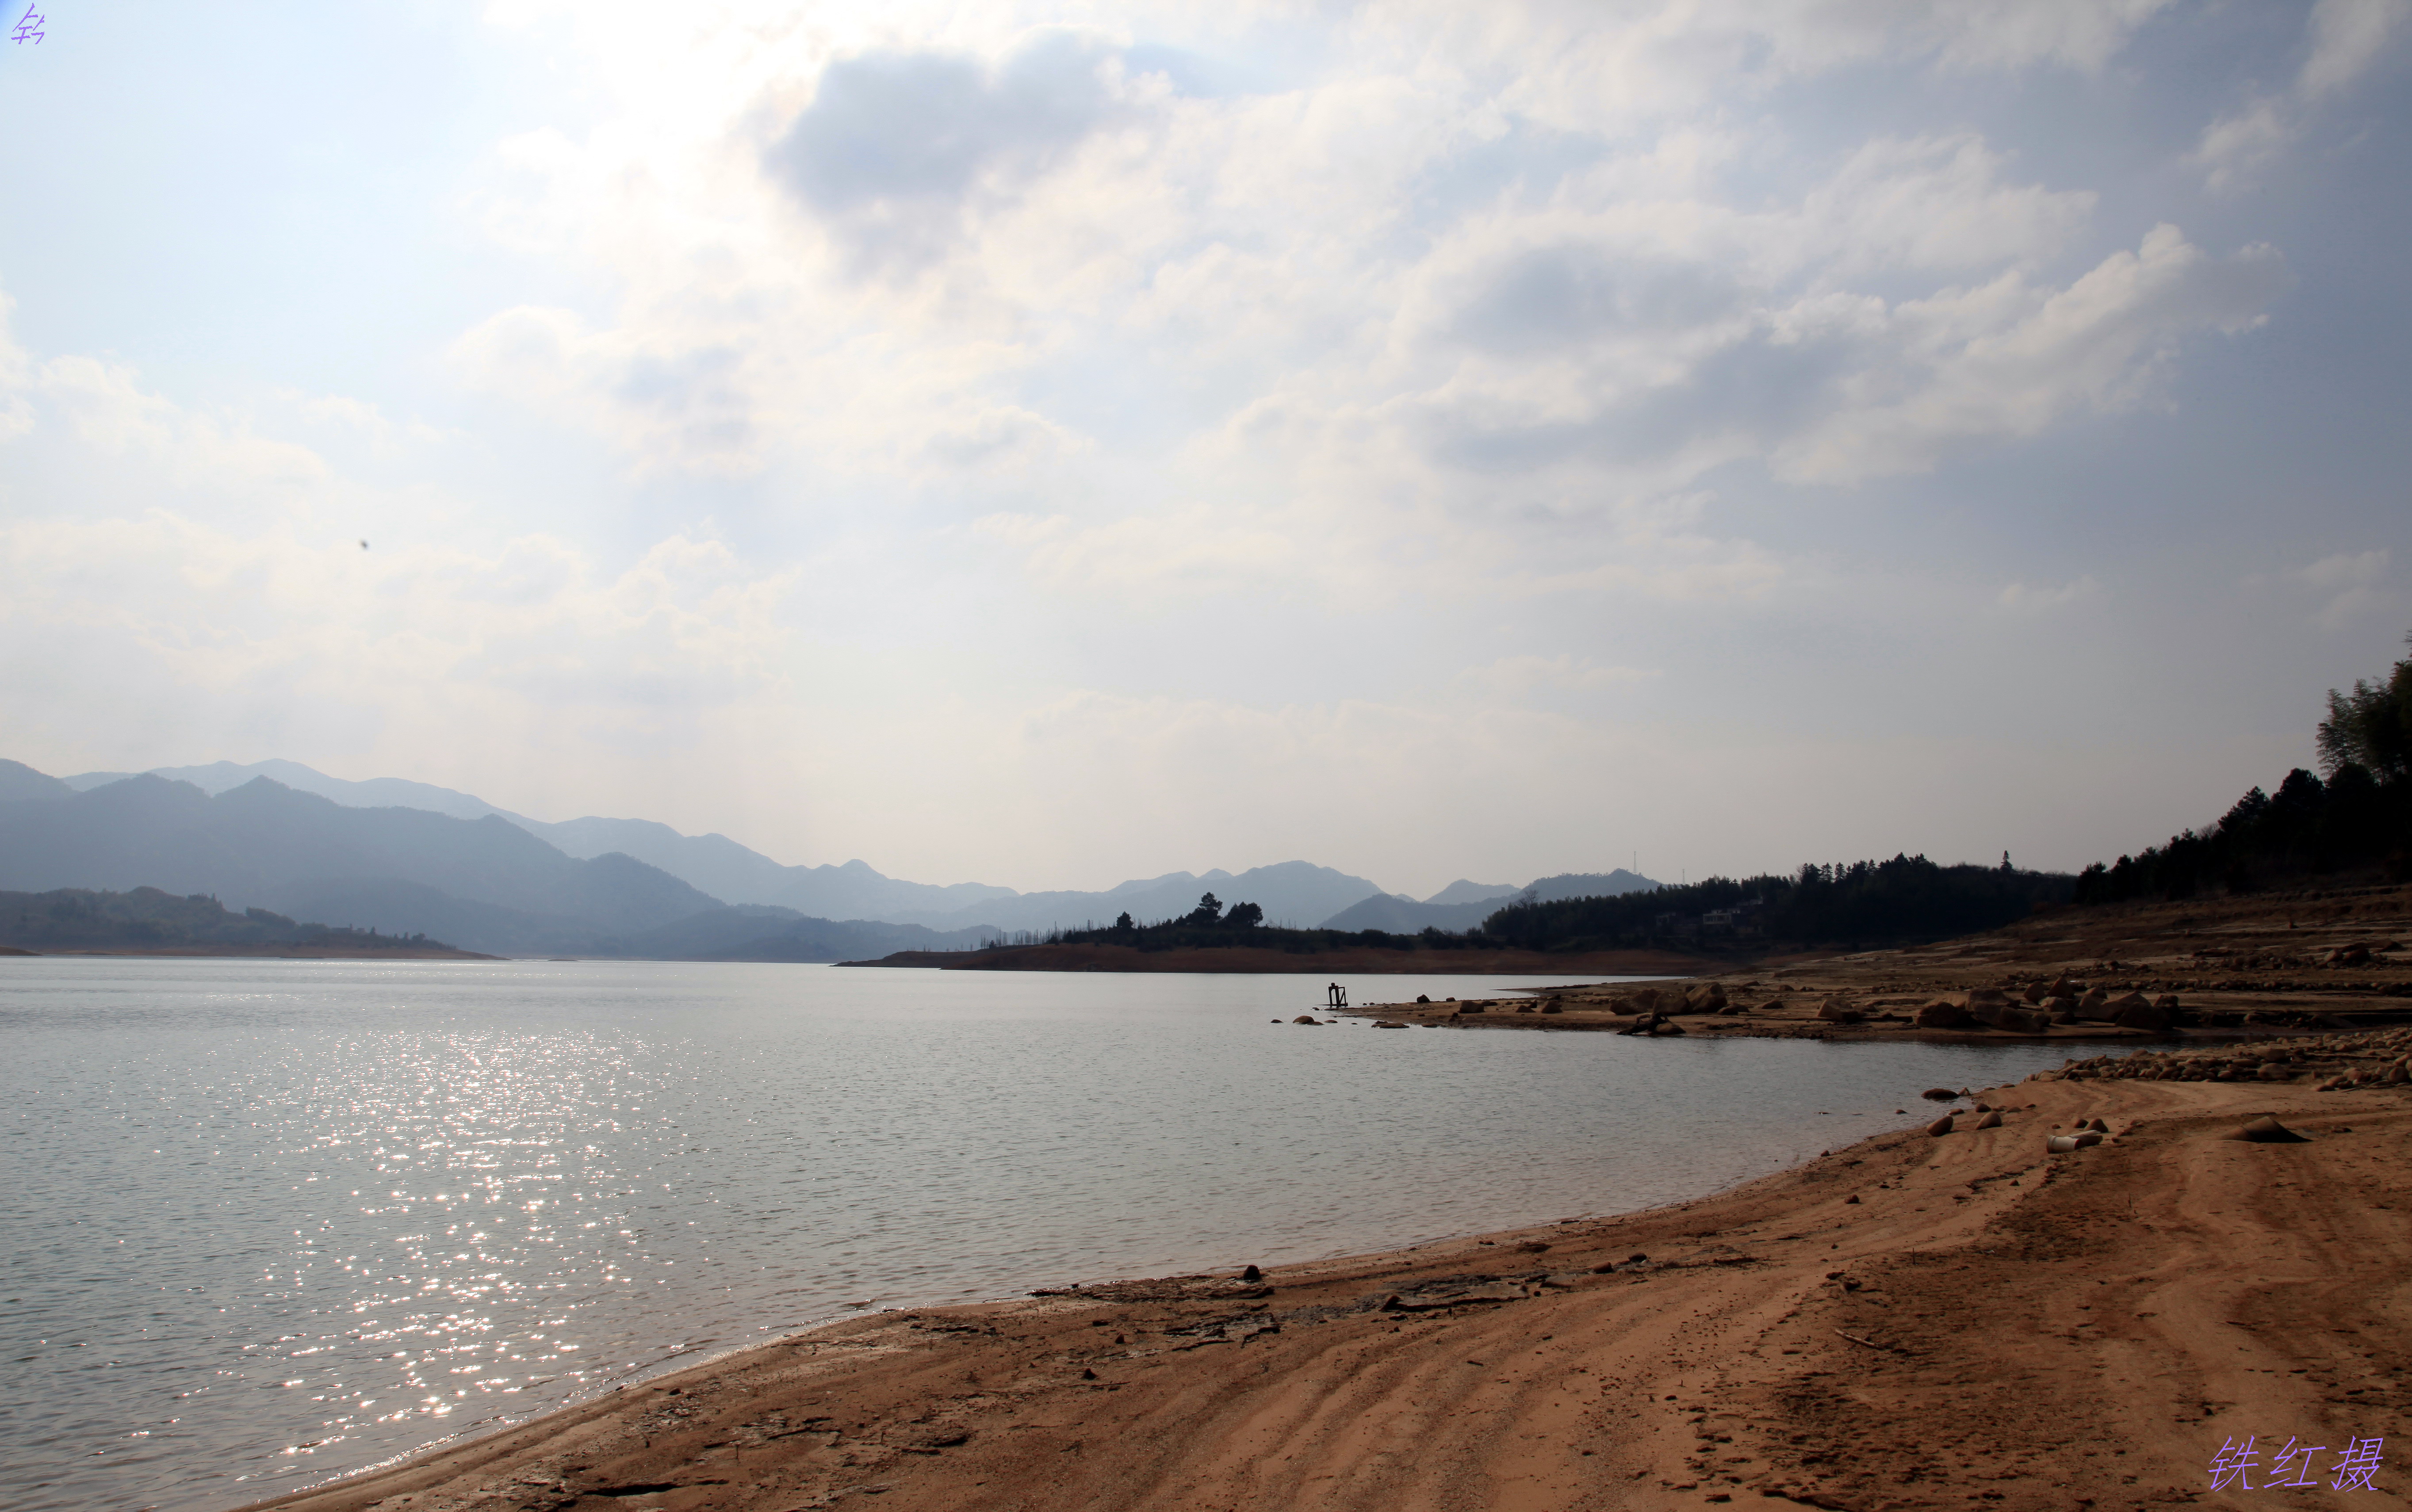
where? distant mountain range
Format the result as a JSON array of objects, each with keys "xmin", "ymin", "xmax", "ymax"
[
  {"xmin": 1, "ymin": 756, "xmax": 1668, "ymax": 954},
  {"xmin": 1321, "ymin": 870, "xmax": 1661, "ymax": 933}
]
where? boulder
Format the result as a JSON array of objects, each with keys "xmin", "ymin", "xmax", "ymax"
[
  {"xmin": 1818, "ymin": 997, "xmax": 1865, "ymax": 1023},
  {"xmin": 2077, "ymin": 988, "xmax": 2111, "ymax": 1018},
  {"xmin": 1967, "ymin": 987, "xmax": 2013, "ymax": 1008},
  {"xmin": 1292, "ymin": 1015, "xmax": 1321, "ymax": 1024},
  {"xmin": 1371, "ymin": 1020, "xmax": 1409, "ymax": 1029},
  {"xmin": 1631, "ymin": 988, "xmax": 1662, "ymax": 1013},
  {"xmin": 2230, "ymin": 1115, "xmax": 2309, "ymax": 1144},
  {"xmin": 1541, "ymin": 1002, "xmax": 1564, "ymax": 1014},
  {"xmin": 1920, "ymin": 1088, "xmax": 1960, "ymax": 1101},
  {"xmin": 1970, "ymin": 998, "xmax": 2049, "ymax": 1033},
  {"xmin": 1925, "ymin": 1113, "xmax": 1955, "ymax": 1136},
  {"xmin": 1757, "ymin": 999, "xmax": 1787, "ymax": 1014},
  {"xmin": 1415, "ymin": 994, "xmax": 1432, "ymax": 1004},
  {"xmin": 1916, "ymin": 1000, "xmax": 1972, "ymax": 1028},
  {"xmin": 1685, "ymin": 983, "xmax": 1729, "ymax": 1012},
  {"xmin": 2085, "ymin": 1118, "xmax": 2109, "ymax": 1132},
  {"xmin": 1973, "ymin": 1110, "xmax": 2003, "ymax": 1129},
  {"xmin": 2115, "ymin": 1001, "xmax": 2173, "ymax": 1031}
]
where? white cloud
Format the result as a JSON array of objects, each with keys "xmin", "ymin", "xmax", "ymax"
[
  {"xmin": 2301, "ymin": 0, "xmax": 2412, "ymax": 96},
  {"xmin": 1770, "ymin": 226, "xmax": 2285, "ymax": 484},
  {"xmin": 2193, "ymin": 0, "xmax": 2409, "ymax": 189},
  {"xmin": 1458, "ymin": 653, "xmax": 1657, "ymax": 698},
  {"xmin": 0, "ymin": 290, "xmax": 33, "ymax": 444},
  {"xmin": 2292, "ymin": 548, "xmax": 2393, "ymax": 628},
  {"xmin": 1998, "ymin": 576, "xmax": 2100, "ymax": 612}
]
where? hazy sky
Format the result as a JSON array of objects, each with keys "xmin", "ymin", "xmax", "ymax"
[{"xmin": 2, "ymin": 0, "xmax": 2407, "ymax": 895}]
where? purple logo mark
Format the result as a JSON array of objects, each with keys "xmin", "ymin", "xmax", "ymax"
[
  {"xmin": 2210, "ymin": 1433, "xmax": 2387, "ymax": 1493},
  {"xmin": 2334, "ymin": 1438, "xmax": 2388, "ymax": 1493},
  {"xmin": 2209, "ymin": 1435, "xmax": 2258, "ymax": 1491},
  {"xmin": 10, "ymin": 4, "xmax": 42, "ymax": 44}
]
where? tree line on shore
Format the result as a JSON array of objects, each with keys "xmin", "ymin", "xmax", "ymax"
[
  {"xmin": 995, "ymin": 856, "xmax": 2075, "ymax": 959},
  {"xmin": 1474, "ymin": 854, "xmax": 2071, "ymax": 955},
  {"xmin": 0, "ymin": 886, "xmax": 462, "ymax": 951},
  {"xmin": 2074, "ymin": 632, "xmax": 2412, "ymax": 904},
  {"xmin": 996, "ymin": 891, "xmax": 1517, "ymax": 955}
]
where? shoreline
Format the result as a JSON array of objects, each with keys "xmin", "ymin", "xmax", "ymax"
[{"xmin": 244, "ymin": 1031, "xmax": 2412, "ymax": 1512}]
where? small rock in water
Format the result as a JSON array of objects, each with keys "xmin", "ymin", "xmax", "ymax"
[
  {"xmin": 1293, "ymin": 1015, "xmax": 1320, "ymax": 1024},
  {"xmin": 1920, "ymin": 1088, "xmax": 1959, "ymax": 1101}
]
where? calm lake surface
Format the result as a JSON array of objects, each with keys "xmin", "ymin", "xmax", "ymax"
[{"xmin": 1, "ymin": 958, "xmax": 2095, "ymax": 1510}]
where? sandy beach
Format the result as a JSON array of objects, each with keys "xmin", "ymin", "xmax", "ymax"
[
  {"xmin": 240, "ymin": 888, "xmax": 2412, "ymax": 1512},
  {"xmin": 243, "ymin": 1062, "xmax": 2410, "ymax": 1512}
]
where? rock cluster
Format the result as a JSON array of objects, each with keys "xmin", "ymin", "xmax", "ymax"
[{"xmin": 2029, "ymin": 1027, "xmax": 2412, "ymax": 1088}]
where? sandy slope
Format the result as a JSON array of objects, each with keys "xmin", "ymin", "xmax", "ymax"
[{"xmin": 246, "ymin": 1068, "xmax": 2411, "ymax": 1512}]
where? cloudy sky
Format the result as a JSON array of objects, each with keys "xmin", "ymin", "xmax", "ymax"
[{"xmin": 1, "ymin": 0, "xmax": 2406, "ymax": 896}]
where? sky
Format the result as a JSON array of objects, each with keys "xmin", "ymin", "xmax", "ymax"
[{"xmin": 1, "ymin": 0, "xmax": 2407, "ymax": 897}]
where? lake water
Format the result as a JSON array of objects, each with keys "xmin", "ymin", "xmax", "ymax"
[{"xmin": 0, "ymin": 958, "xmax": 2095, "ymax": 1511}]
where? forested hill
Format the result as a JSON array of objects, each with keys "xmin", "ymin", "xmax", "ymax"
[
  {"xmin": 1475, "ymin": 855, "xmax": 2074, "ymax": 954},
  {"xmin": 981, "ymin": 859, "xmax": 2071, "ymax": 959},
  {"xmin": 2073, "ymin": 632, "xmax": 2412, "ymax": 904},
  {"xmin": 0, "ymin": 886, "xmax": 483, "ymax": 955}
]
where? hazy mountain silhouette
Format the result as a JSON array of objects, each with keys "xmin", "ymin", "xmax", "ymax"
[
  {"xmin": 1420, "ymin": 878, "xmax": 1522, "ymax": 907},
  {"xmin": 58, "ymin": 758, "xmax": 1020, "ymax": 921},
  {"xmin": 0, "ymin": 759, "xmax": 73, "ymax": 806},
  {"xmin": 1320, "ymin": 869, "xmax": 1661, "ymax": 933},
  {"xmin": 0, "ymin": 774, "xmax": 725, "ymax": 954},
  {"xmin": 44, "ymin": 758, "xmax": 1386, "ymax": 929},
  {"xmin": 7, "ymin": 757, "xmax": 1679, "ymax": 953},
  {"xmin": 1528, "ymin": 869, "xmax": 1659, "ymax": 901}
]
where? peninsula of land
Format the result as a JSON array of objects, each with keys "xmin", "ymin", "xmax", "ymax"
[{"xmin": 841, "ymin": 942, "xmax": 1713, "ymax": 974}]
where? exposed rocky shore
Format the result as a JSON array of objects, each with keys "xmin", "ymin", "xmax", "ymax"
[{"xmin": 1348, "ymin": 881, "xmax": 2412, "ymax": 1043}]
